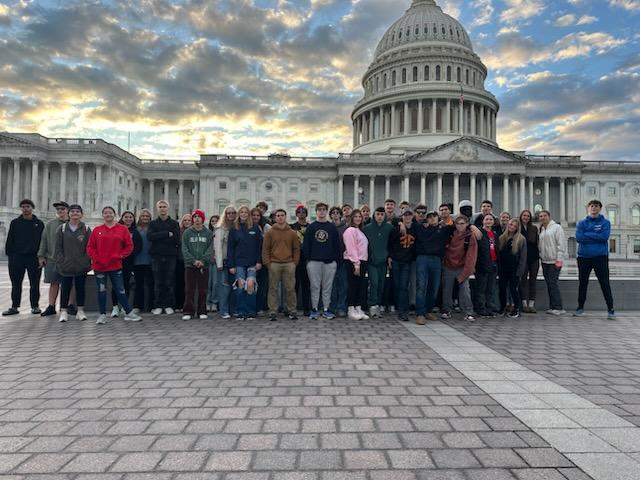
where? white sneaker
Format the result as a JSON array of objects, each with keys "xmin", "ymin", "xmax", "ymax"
[
  {"xmin": 164, "ymin": 307, "xmax": 175, "ymax": 315},
  {"xmin": 58, "ymin": 311, "xmax": 68, "ymax": 323},
  {"xmin": 124, "ymin": 311, "xmax": 142, "ymax": 322},
  {"xmin": 550, "ymin": 309, "xmax": 566, "ymax": 316},
  {"xmin": 76, "ymin": 308, "xmax": 87, "ymax": 321},
  {"xmin": 348, "ymin": 306, "xmax": 362, "ymax": 320},
  {"xmin": 111, "ymin": 306, "xmax": 120, "ymax": 318},
  {"xmin": 220, "ymin": 313, "xmax": 231, "ymax": 319},
  {"xmin": 356, "ymin": 306, "xmax": 369, "ymax": 320},
  {"xmin": 151, "ymin": 308, "xmax": 162, "ymax": 315},
  {"xmin": 96, "ymin": 314, "xmax": 107, "ymax": 325},
  {"xmin": 131, "ymin": 308, "xmax": 140, "ymax": 315},
  {"xmin": 545, "ymin": 309, "xmax": 554, "ymax": 314},
  {"xmin": 182, "ymin": 314, "xmax": 191, "ymax": 321},
  {"xmin": 369, "ymin": 305, "xmax": 378, "ymax": 318},
  {"xmin": 199, "ymin": 314, "xmax": 208, "ymax": 320}
]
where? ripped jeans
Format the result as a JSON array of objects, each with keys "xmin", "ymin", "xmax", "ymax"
[
  {"xmin": 95, "ymin": 270, "xmax": 131, "ymax": 315},
  {"xmin": 234, "ymin": 266, "xmax": 258, "ymax": 317}
]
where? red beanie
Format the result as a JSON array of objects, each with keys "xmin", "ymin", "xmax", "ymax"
[{"xmin": 192, "ymin": 209, "xmax": 206, "ymax": 222}]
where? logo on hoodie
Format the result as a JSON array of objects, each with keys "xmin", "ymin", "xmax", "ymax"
[{"xmin": 315, "ymin": 229, "xmax": 328, "ymax": 243}]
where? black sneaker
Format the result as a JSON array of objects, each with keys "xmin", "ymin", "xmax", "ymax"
[
  {"xmin": 270, "ymin": 313, "xmax": 277, "ymax": 322},
  {"xmin": 508, "ymin": 310, "xmax": 521, "ymax": 318},
  {"xmin": 2, "ymin": 307, "xmax": 19, "ymax": 316},
  {"xmin": 41, "ymin": 305, "xmax": 56, "ymax": 317},
  {"xmin": 67, "ymin": 304, "xmax": 78, "ymax": 316},
  {"xmin": 31, "ymin": 307, "xmax": 42, "ymax": 315},
  {"xmin": 288, "ymin": 313, "xmax": 298, "ymax": 320}
]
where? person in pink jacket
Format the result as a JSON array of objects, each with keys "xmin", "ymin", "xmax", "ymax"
[{"xmin": 343, "ymin": 209, "xmax": 369, "ymax": 320}]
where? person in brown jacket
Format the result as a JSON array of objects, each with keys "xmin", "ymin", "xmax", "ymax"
[
  {"xmin": 262, "ymin": 209, "xmax": 301, "ymax": 321},
  {"xmin": 441, "ymin": 215, "xmax": 479, "ymax": 322}
]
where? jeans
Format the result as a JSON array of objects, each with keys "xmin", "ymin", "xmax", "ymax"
[
  {"xmin": 61, "ymin": 275, "xmax": 86, "ymax": 308},
  {"xmin": 133, "ymin": 264, "xmax": 153, "ymax": 311},
  {"xmin": 235, "ymin": 266, "xmax": 257, "ymax": 317},
  {"xmin": 184, "ymin": 267, "xmax": 208, "ymax": 316},
  {"xmin": 295, "ymin": 259, "xmax": 311, "ymax": 313},
  {"xmin": 217, "ymin": 268, "xmax": 235, "ymax": 315},
  {"xmin": 367, "ymin": 263, "xmax": 386, "ymax": 307},
  {"xmin": 95, "ymin": 270, "xmax": 131, "ymax": 315},
  {"xmin": 442, "ymin": 267, "xmax": 473, "ymax": 316},
  {"xmin": 415, "ymin": 255, "xmax": 442, "ymax": 315},
  {"xmin": 520, "ymin": 260, "xmax": 539, "ymax": 302},
  {"xmin": 577, "ymin": 256, "xmax": 614, "ymax": 311},
  {"xmin": 151, "ymin": 255, "xmax": 177, "ymax": 309},
  {"xmin": 392, "ymin": 260, "xmax": 411, "ymax": 315},
  {"xmin": 268, "ymin": 262, "xmax": 296, "ymax": 314},
  {"xmin": 499, "ymin": 270, "xmax": 521, "ymax": 313},
  {"xmin": 207, "ymin": 264, "xmax": 218, "ymax": 306},
  {"xmin": 330, "ymin": 260, "xmax": 348, "ymax": 313},
  {"xmin": 346, "ymin": 260, "xmax": 368, "ymax": 308},
  {"xmin": 8, "ymin": 254, "xmax": 41, "ymax": 309},
  {"xmin": 111, "ymin": 264, "xmax": 132, "ymax": 308},
  {"xmin": 306, "ymin": 260, "xmax": 337, "ymax": 311},
  {"xmin": 474, "ymin": 264, "xmax": 497, "ymax": 315},
  {"xmin": 542, "ymin": 263, "xmax": 563, "ymax": 310}
]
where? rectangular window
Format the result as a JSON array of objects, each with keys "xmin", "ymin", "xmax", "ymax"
[
  {"xmin": 239, "ymin": 182, "xmax": 248, "ymax": 191},
  {"xmin": 587, "ymin": 186, "xmax": 596, "ymax": 196},
  {"xmin": 290, "ymin": 183, "xmax": 298, "ymax": 193},
  {"xmin": 608, "ymin": 207, "xmax": 617, "ymax": 225},
  {"xmin": 310, "ymin": 184, "xmax": 319, "ymax": 193},
  {"xmin": 634, "ymin": 239, "xmax": 640, "ymax": 254},
  {"xmin": 219, "ymin": 181, "xmax": 227, "ymax": 190},
  {"xmin": 608, "ymin": 186, "xmax": 617, "ymax": 196},
  {"xmin": 609, "ymin": 238, "xmax": 617, "ymax": 254}
]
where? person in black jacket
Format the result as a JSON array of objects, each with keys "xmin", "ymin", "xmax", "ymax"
[
  {"xmin": 388, "ymin": 210, "xmax": 416, "ymax": 321},
  {"xmin": 110, "ymin": 211, "xmax": 142, "ymax": 317},
  {"xmin": 3, "ymin": 199, "xmax": 45, "ymax": 316},
  {"xmin": 498, "ymin": 219, "xmax": 527, "ymax": 318},
  {"xmin": 147, "ymin": 200, "xmax": 181, "ymax": 315},
  {"xmin": 519, "ymin": 210, "xmax": 540, "ymax": 313},
  {"xmin": 474, "ymin": 214, "xmax": 500, "ymax": 317}
]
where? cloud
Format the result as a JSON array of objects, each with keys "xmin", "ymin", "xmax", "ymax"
[
  {"xmin": 500, "ymin": 0, "xmax": 545, "ymax": 23},
  {"xmin": 609, "ymin": 0, "xmax": 640, "ymax": 11},
  {"xmin": 471, "ymin": 0, "xmax": 494, "ymax": 26},
  {"xmin": 552, "ymin": 13, "xmax": 598, "ymax": 27}
]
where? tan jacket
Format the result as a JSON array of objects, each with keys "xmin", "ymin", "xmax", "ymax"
[{"xmin": 262, "ymin": 223, "xmax": 300, "ymax": 266}]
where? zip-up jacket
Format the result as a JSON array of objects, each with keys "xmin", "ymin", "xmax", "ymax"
[
  {"xmin": 5, "ymin": 215, "xmax": 44, "ymax": 256},
  {"xmin": 444, "ymin": 229, "xmax": 478, "ymax": 283},
  {"xmin": 576, "ymin": 214, "xmax": 611, "ymax": 258},
  {"xmin": 55, "ymin": 222, "xmax": 91, "ymax": 276},
  {"xmin": 38, "ymin": 218, "xmax": 65, "ymax": 260},
  {"xmin": 87, "ymin": 223, "xmax": 134, "ymax": 272},
  {"xmin": 227, "ymin": 224, "xmax": 263, "ymax": 268},
  {"xmin": 302, "ymin": 221, "xmax": 341, "ymax": 263},
  {"xmin": 476, "ymin": 229, "xmax": 499, "ymax": 273},
  {"xmin": 147, "ymin": 216, "xmax": 181, "ymax": 256},
  {"xmin": 363, "ymin": 221, "xmax": 393, "ymax": 265},
  {"xmin": 539, "ymin": 220, "xmax": 567, "ymax": 264},
  {"xmin": 262, "ymin": 223, "xmax": 300, "ymax": 266},
  {"xmin": 414, "ymin": 224, "xmax": 455, "ymax": 258},
  {"xmin": 182, "ymin": 226, "xmax": 214, "ymax": 267}
]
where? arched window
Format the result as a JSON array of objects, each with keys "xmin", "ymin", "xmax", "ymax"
[
  {"xmin": 412, "ymin": 66, "xmax": 418, "ymax": 82},
  {"xmin": 402, "ymin": 68, "xmax": 407, "ymax": 84},
  {"xmin": 375, "ymin": 76, "xmax": 379, "ymax": 92},
  {"xmin": 415, "ymin": 25, "xmax": 419, "ymax": 35},
  {"xmin": 457, "ymin": 67, "xmax": 461, "ymax": 83},
  {"xmin": 446, "ymin": 66, "xmax": 451, "ymax": 81},
  {"xmin": 436, "ymin": 65, "xmax": 441, "ymax": 81},
  {"xmin": 632, "ymin": 205, "xmax": 640, "ymax": 225},
  {"xmin": 424, "ymin": 65, "xmax": 430, "ymax": 81},
  {"xmin": 392, "ymin": 70, "xmax": 396, "ymax": 86}
]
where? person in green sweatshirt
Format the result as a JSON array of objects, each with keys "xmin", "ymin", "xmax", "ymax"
[
  {"xmin": 363, "ymin": 207, "xmax": 394, "ymax": 318},
  {"xmin": 181, "ymin": 209, "xmax": 214, "ymax": 321}
]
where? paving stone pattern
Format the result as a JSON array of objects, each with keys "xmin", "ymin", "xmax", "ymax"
[
  {"xmin": 444, "ymin": 313, "xmax": 640, "ymax": 427},
  {"xmin": 0, "ymin": 310, "xmax": 593, "ymax": 479}
]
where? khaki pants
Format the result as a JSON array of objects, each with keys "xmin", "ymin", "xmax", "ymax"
[{"xmin": 268, "ymin": 262, "xmax": 297, "ymax": 314}]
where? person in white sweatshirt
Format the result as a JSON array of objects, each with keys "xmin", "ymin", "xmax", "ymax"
[{"xmin": 538, "ymin": 210, "xmax": 567, "ymax": 315}]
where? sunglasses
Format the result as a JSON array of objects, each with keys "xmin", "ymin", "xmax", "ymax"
[{"xmin": 415, "ymin": 211, "xmax": 427, "ymax": 215}]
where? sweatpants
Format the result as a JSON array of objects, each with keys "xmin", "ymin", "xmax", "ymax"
[
  {"xmin": 367, "ymin": 263, "xmax": 386, "ymax": 307},
  {"xmin": 268, "ymin": 262, "xmax": 296, "ymax": 314},
  {"xmin": 8, "ymin": 254, "xmax": 41, "ymax": 309},
  {"xmin": 577, "ymin": 256, "xmax": 614, "ymax": 311},
  {"xmin": 183, "ymin": 267, "xmax": 208, "ymax": 316},
  {"xmin": 306, "ymin": 260, "xmax": 337, "ymax": 311}
]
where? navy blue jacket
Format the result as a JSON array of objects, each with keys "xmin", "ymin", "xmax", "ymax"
[
  {"xmin": 227, "ymin": 224, "xmax": 263, "ymax": 268},
  {"xmin": 576, "ymin": 214, "xmax": 610, "ymax": 258}
]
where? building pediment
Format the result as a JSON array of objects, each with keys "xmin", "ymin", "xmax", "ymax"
[
  {"xmin": 406, "ymin": 137, "xmax": 526, "ymax": 166},
  {"xmin": 0, "ymin": 132, "xmax": 33, "ymax": 147}
]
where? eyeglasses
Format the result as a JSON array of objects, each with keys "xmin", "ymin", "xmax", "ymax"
[{"xmin": 415, "ymin": 211, "xmax": 427, "ymax": 215}]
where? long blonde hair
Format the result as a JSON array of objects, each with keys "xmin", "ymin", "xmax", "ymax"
[
  {"xmin": 499, "ymin": 218, "xmax": 525, "ymax": 254},
  {"xmin": 234, "ymin": 205, "xmax": 254, "ymax": 229},
  {"xmin": 136, "ymin": 208, "xmax": 152, "ymax": 228},
  {"xmin": 216, "ymin": 205, "xmax": 237, "ymax": 230}
]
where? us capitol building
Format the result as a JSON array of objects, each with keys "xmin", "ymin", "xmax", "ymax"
[{"xmin": 1, "ymin": 0, "xmax": 640, "ymax": 259}]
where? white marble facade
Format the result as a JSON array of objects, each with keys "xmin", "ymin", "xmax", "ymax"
[{"xmin": 1, "ymin": 0, "xmax": 640, "ymax": 259}]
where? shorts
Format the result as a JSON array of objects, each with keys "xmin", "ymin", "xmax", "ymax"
[{"xmin": 44, "ymin": 262, "xmax": 62, "ymax": 284}]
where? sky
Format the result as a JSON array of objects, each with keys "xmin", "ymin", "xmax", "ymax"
[{"xmin": 0, "ymin": 0, "xmax": 638, "ymax": 161}]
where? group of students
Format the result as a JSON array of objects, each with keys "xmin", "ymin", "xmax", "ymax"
[{"xmin": 2, "ymin": 195, "xmax": 616, "ymax": 324}]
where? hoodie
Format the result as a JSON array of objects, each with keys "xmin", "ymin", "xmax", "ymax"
[
  {"xmin": 87, "ymin": 223, "xmax": 134, "ymax": 272},
  {"xmin": 444, "ymin": 229, "xmax": 478, "ymax": 283},
  {"xmin": 5, "ymin": 214, "xmax": 44, "ymax": 256},
  {"xmin": 55, "ymin": 222, "xmax": 92, "ymax": 276},
  {"xmin": 182, "ymin": 226, "xmax": 214, "ymax": 267},
  {"xmin": 539, "ymin": 220, "xmax": 567, "ymax": 264},
  {"xmin": 227, "ymin": 224, "xmax": 263, "ymax": 268},
  {"xmin": 38, "ymin": 217, "xmax": 65, "ymax": 261},
  {"xmin": 576, "ymin": 214, "xmax": 611, "ymax": 258},
  {"xmin": 262, "ymin": 222, "xmax": 300, "ymax": 266},
  {"xmin": 363, "ymin": 221, "xmax": 393, "ymax": 265}
]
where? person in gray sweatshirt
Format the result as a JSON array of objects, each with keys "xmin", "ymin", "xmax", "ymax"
[{"xmin": 55, "ymin": 204, "xmax": 91, "ymax": 323}]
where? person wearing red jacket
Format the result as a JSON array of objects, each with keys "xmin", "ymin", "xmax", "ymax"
[{"xmin": 87, "ymin": 206, "xmax": 142, "ymax": 325}]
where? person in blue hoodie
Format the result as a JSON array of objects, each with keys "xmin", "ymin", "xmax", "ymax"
[
  {"xmin": 227, "ymin": 205, "xmax": 263, "ymax": 320},
  {"xmin": 575, "ymin": 199, "xmax": 615, "ymax": 320}
]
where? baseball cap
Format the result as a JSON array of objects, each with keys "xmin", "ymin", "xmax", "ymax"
[{"xmin": 53, "ymin": 201, "xmax": 70, "ymax": 209}]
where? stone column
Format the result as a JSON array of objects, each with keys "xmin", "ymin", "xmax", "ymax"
[
  {"xmin": 353, "ymin": 120, "xmax": 357, "ymax": 147},
  {"xmin": 193, "ymin": 181, "xmax": 199, "ymax": 206},
  {"xmin": 391, "ymin": 104, "xmax": 396, "ymax": 136},
  {"xmin": 471, "ymin": 103, "xmax": 476, "ymax": 135},
  {"xmin": 369, "ymin": 176, "xmax": 375, "ymax": 208},
  {"xmin": 353, "ymin": 175, "xmax": 360, "ymax": 207},
  {"xmin": 503, "ymin": 175, "xmax": 509, "ymax": 212},
  {"xmin": 379, "ymin": 106, "xmax": 384, "ymax": 138},
  {"xmin": 12, "ymin": 157, "xmax": 21, "ymax": 207},
  {"xmin": 178, "ymin": 180, "xmax": 185, "ymax": 215},
  {"xmin": 470, "ymin": 174, "xmax": 477, "ymax": 210},
  {"xmin": 487, "ymin": 174, "xmax": 493, "ymax": 201},
  {"xmin": 420, "ymin": 174, "xmax": 426, "ymax": 205},
  {"xmin": 59, "ymin": 162, "xmax": 67, "ymax": 203},
  {"xmin": 94, "ymin": 165, "xmax": 102, "ymax": 213},
  {"xmin": 560, "ymin": 177, "xmax": 567, "ymax": 225},
  {"xmin": 519, "ymin": 175, "xmax": 526, "ymax": 214},
  {"xmin": 453, "ymin": 173, "xmax": 460, "ymax": 211},
  {"xmin": 41, "ymin": 162, "xmax": 49, "ymax": 212},
  {"xmin": 493, "ymin": 112, "xmax": 497, "ymax": 141},
  {"xmin": 544, "ymin": 177, "xmax": 550, "ymax": 210},
  {"xmin": 403, "ymin": 101, "xmax": 409, "ymax": 135},
  {"xmin": 431, "ymin": 99, "xmax": 437, "ymax": 133},
  {"xmin": 164, "ymin": 180, "xmax": 170, "ymax": 204},
  {"xmin": 148, "ymin": 179, "xmax": 155, "ymax": 210},
  {"xmin": 458, "ymin": 101, "xmax": 463, "ymax": 134},
  {"xmin": 337, "ymin": 175, "xmax": 343, "ymax": 206},
  {"xmin": 528, "ymin": 177, "xmax": 534, "ymax": 212},
  {"xmin": 30, "ymin": 159, "xmax": 39, "ymax": 208},
  {"xmin": 436, "ymin": 173, "xmax": 443, "ymax": 207},
  {"xmin": 368, "ymin": 112, "xmax": 374, "ymax": 141},
  {"xmin": 403, "ymin": 174, "xmax": 410, "ymax": 202},
  {"xmin": 385, "ymin": 176, "xmax": 391, "ymax": 200},
  {"xmin": 480, "ymin": 106, "xmax": 485, "ymax": 137},
  {"xmin": 445, "ymin": 99, "xmax": 451, "ymax": 133},
  {"xmin": 417, "ymin": 100, "xmax": 423, "ymax": 133},
  {"xmin": 77, "ymin": 163, "xmax": 85, "ymax": 206},
  {"xmin": 0, "ymin": 158, "xmax": 4, "ymax": 207}
]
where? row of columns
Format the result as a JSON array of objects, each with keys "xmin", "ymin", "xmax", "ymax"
[
  {"xmin": 353, "ymin": 100, "xmax": 497, "ymax": 146},
  {"xmin": 338, "ymin": 173, "xmax": 579, "ymax": 224},
  {"xmin": 147, "ymin": 178, "xmax": 199, "ymax": 215}
]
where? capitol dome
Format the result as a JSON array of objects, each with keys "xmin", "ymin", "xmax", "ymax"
[{"xmin": 351, "ymin": 0, "xmax": 500, "ymax": 154}]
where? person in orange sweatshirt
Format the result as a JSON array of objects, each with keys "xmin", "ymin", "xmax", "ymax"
[
  {"xmin": 87, "ymin": 206, "xmax": 142, "ymax": 325},
  {"xmin": 441, "ymin": 215, "xmax": 478, "ymax": 322}
]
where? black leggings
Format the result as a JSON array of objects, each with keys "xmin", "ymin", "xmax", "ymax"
[
  {"xmin": 346, "ymin": 260, "xmax": 368, "ymax": 308},
  {"xmin": 519, "ymin": 260, "xmax": 539, "ymax": 302},
  {"xmin": 499, "ymin": 271, "xmax": 521, "ymax": 313},
  {"xmin": 577, "ymin": 256, "xmax": 614, "ymax": 311},
  {"xmin": 133, "ymin": 264, "xmax": 154, "ymax": 311},
  {"xmin": 61, "ymin": 275, "xmax": 86, "ymax": 308}
]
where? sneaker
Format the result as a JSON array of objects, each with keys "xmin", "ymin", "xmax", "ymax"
[
  {"xmin": 124, "ymin": 312, "xmax": 142, "ymax": 322},
  {"xmin": 550, "ymin": 309, "xmax": 566, "ymax": 316},
  {"xmin": 369, "ymin": 305, "xmax": 378, "ymax": 318},
  {"xmin": 67, "ymin": 304, "xmax": 78, "ymax": 316},
  {"xmin": 270, "ymin": 313, "xmax": 278, "ymax": 322},
  {"xmin": 58, "ymin": 311, "xmax": 68, "ymax": 323},
  {"xmin": 573, "ymin": 309, "xmax": 585, "ymax": 317},
  {"xmin": 453, "ymin": 305, "xmax": 462, "ymax": 313},
  {"xmin": 96, "ymin": 314, "xmax": 107, "ymax": 325},
  {"xmin": 41, "ymin": 305, "xmax": 56, "ymax": 317},
  {"xmin": 545, "ymin": 309, "xmax": 554, "ymax": 315},
  {"xmin": 211, "ymin": 304, "xmax": 218, "ymax": 312},
  {"xmin": 164, "ymin": 307, "xmax": 175, "ymax": 315},
  {"xmin": 76, "ymin": 308, "xmax": 88, "ymax": 321},
  {"xmin": 389, "ymin": 306, "xmax": 396, "ymax": 313},
  {"xmin": 426, "ymin": 313, "xmax": 437, "ymax": 321},
  {"xmin": 182, "ymin": 314, "xmax": 191, "ymax": 321},
  {"xmin": 322, "ymin": 309, "xmax": 336, "ymax": 320},
  {"xmin": 400, "ymin": 313, "xmax": 409, "ymax": 322},
  {"xmin": 2, "ymin": 307, "xmax": 19, "ymax": 316},
  {"xmin": 151, "ymin": 308, "xmax": 162, "ymax": 315},
  {"xmin": 309, "ymin": 309, "xmax": 319, "ymax": 320},
  {"xmin": 220, "ymin": 313, "xmax": 231, "ymax": 319},
  {"xmin": 288, "ymin": 313, "xmax": 298, "ymax": 320},
  {"xmin": 607, "ymin": 310, "xmax": 617, "ymax": 320},
  {"xmin": 131, "ymin": 308, "xmax": 140, "ymax": 315},
  {"xmin": 416, "ymin": 315, "xmax": 426, "ymax": 325},
  {"xmin": 529, "ymin": 306, "xmax": 537, "ymax": 313},
  {"xmin": 111, "ymin": 306, "xmax": 120, "ymax": 318},
  {"xmin": 199, "ymin": 314, "xmax": 208, "ymax": 320},
  {"xmin": 441, "ymin": 312, "xmax": 451, "ymax": 320},
  {"xmin": 31, "ymin": 307, "xmax": 42, "ymax": 315},
  {"xmin": 246, "ymin": 316, "xmax": 255, "ymax": 321},
  {"xmin": 508, "ymin": 310, "xmax": 521, "ymax": 318},
  {"xmin": 465, "ymin": 315, "xmax": 476, "ymax": 323}
]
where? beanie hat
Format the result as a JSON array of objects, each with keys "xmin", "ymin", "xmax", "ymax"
[
  {"xmin": 192, "ymin": 209, "xmax": 206, "ymax": 222},
  {"xmin": 458, "ymin": 200, "xmax": 473, "ymax": 209}
]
